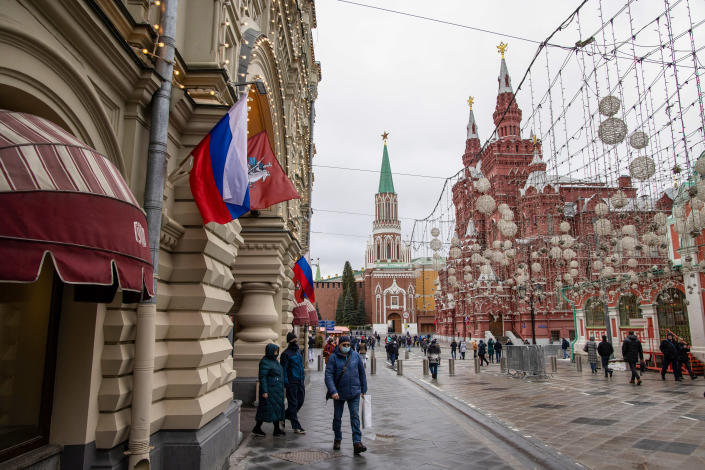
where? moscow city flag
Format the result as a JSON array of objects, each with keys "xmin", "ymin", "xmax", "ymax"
[
  {"xmin": 189, "ymin": 91, "xmax": 250, "ymax": 224},
  {"xmin": 247, "ymin": 131, "xmax": 300, "ymax": 209}
]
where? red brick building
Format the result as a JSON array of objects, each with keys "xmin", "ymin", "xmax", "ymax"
[{"xmin": 436, "ymin": 52, "xmax": 674, "ymax": 345}]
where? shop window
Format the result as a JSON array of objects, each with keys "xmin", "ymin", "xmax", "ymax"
[
  {"xmin": 584, "ymin": 297, "xmax": 605, "ymax": 327},
  {"xmin": 0, "ymin": 263, "xmax": 62, "ymax": 462},
  {"xmin": 618, "ymin": 294, "xmax": 641, "ymax": 326},
  {"xmin": 550, "ymin": 330, "xmax": 560, "ymax": 341}
]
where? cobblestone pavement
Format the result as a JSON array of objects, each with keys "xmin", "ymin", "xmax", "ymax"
[
  {"xmin": 227, "ymin": 349, "xmax": 581, "ymax": 470},
  {"xmin": 398, "ymin": 346, "xmax": 705, "ymax": 470}
]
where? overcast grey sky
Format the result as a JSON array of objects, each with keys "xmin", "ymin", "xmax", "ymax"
[{"xmin": 310, "ymin": 0, "xmax": 580, "ymax": 277}]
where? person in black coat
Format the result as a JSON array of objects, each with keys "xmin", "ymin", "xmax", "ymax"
[
  {"xmin": 388, "ymin": 340, "xmax": 399, "ymax": 367},
  {"xmin": 677, "ymin": 340, "xmax": 697, "ymax": 380},
  {"xmin": 280, "ymin": 332, "xmax": 306, "ymax": 433},
  {"xmin": 450, "ymin": 338, "xmax": 458, "ymax": 359},
  {"xmin": 253, "ymin": 343, "xmax": 286, "ymax": 437},
  {"xmin": 597, "ymin": 335, "xmax": 614, "ymax": 378},
  {"xmin": 660, "ymin": 333, "xmax": 682, "ymax": 381},
  {"xmin": 621, "ymin": 331, "xmax": 643, "ymax": 385}
]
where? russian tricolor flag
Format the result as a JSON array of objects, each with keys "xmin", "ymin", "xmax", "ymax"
[
  {"xmin": 190, "ymin": 90, "xmax": 250, "ymax": 224},
  {"xmin": 293, "ymin": 256, "xmax": 315, "ymax": 303}
]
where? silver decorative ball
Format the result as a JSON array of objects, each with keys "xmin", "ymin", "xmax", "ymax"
[
  {"xmin": 629, "ymin": 156, "xmax": 656, "ymax": 180},
  {"xmin": 431, "ymin": 227, "xmax": 440, "ymax": 237},
  {"xmin": 599, "ymin": 95, "xmax": 621, "ymax": 116},
  {"xmin": 598, "ymin": 117, "xmax": 627, "ymax": 145},
  {"xmin": 629, "ymin": 131, "xmax": 649, "ymax": 149}
]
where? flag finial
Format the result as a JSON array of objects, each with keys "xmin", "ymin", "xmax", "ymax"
[
  {"xmin": 497, "ymin": 41, "xmax": 508, "ymax": 59},
  {"xmin": 467, "ymin": 96, "xmax": 474, "ymax": 110},
  {"xmin": 381, "ymin": 131, "xmax": 389, "ymax": 143}
]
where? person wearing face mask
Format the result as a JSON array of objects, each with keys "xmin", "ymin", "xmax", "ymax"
[
  {"xmin": 325, "ymin": 335, "xmax": 368, "ymax": 454},
  {"xmin": 280, "ymin": 332, "xmax": 306, "ymax": 434},
  {"xmin": 252, "ymin": 343, "xmax": 285, "ymax": 437}
]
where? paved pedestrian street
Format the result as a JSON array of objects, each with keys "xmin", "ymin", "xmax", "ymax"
[
  {"xmin": 398, "ymin": 347, "xmax": 705, "ymax": 470},
  {"xmin": 227, "ymin": 350, "xmax": 583, "ymax": 470}
]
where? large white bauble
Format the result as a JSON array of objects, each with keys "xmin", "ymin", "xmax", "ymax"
[
  {"xmin": 599, "ymin": 117, "xmax": 627, "ymax": 145},
  {"xmin": 570, "ymin": 260, "xmax": 579, "ymax": 268},
  {"xmin": 531, "ymin": 262, "xmax": 542, "ymax": 273},
  {"xmin": 497, "ymin": 203, "xmax": 510, "ymax": 214},
  {"xmin": 549, "ymin": 246, "xmax": 563, "ymax": 259},
  {"xmin": 492, "ymin": 240, "xmax": 502, "ymax": 249},
  {"xmin": 562, "ymin": 248, "xmax": 577, "ymax": 260},
  {"xmin": 431, "ymin": 227, "xmax": 440, "ymax": 237},
  {"xmin": 448, "ymin": 267, "xmax": 457, "ymax": 275},
  {"xmin": 464, "ymin": 273, "xmax": 473, "ymax": 282},
  {"xmin": 504, "ymin": 248, "xmax": 516, "ymax": 259},
  {"xmin": 629, "ymin": 130, "xmax": 649, "ymax": 149},
  {"xmin": 599, "ymin": 95, "xmax": 621, "ymax": 116},
  {"xmin": 561, "ymin": 234, "xmax": 575, "ymax": 248},
  {"xmin": 559, "ymin": 221, "xmax": 571, "ymax": 233},
  {"xmin": 474, "ymin": 177, "xmax": 491, "ymax": 193},
  {"xmin": 594, "ymin": 260, "xmax": 604, "ymax": 270},
  {"xmin": 471, "ymin": 243, "xmax": 481, "ymax": 252},
  {"xmin": 471, "ymin": 253, "xmax": 485, "ymax": 264},
  {"xmin": 447, "ymin": 275, "xmax": 457, "ymax": 285},
  {"xmin": 503, "ymin": 240, "xmax": 512, "ymax": 250},
  {"xmin": 463, "ymin": 265, "xmax": 472, "ymax": 273},
  {"xmin": 611, "ymin": 190, "xmax": 628, "ymax": 209},
  {"xmin": 627, "ymin": 258, "xmax": 638, "ymax": 268},
  {"xmin": 550, "ymin": 236, "xmax": 561, "ymax": 246},
  {"xmin": 621, "ymin": 224, "xmax": 637, "ymax": 236},
  {"xmin": 595, "ymin": 202, "xmax": 609, "ymax": 217},
  {"xmin": 594, "ymin": 218, "xmax": 612, "ymax": 236},
  {"xmin": 653, "ymin": 212, "xmax": 668, "ymax": 227},
  {"xmin": 449, "ymin": 247, "xmax": 462, "ymax": 258},
  {"xmin": 477, "ymin": 194, "xmax": 496, "ymax": 214},
  {"xmin": 502, "ymin": 210, "xmax": 514, "ymax": 221},
  {"xmin": 498, "ymin": 219, "xmax": 518, "ymax": 237},
  {"xmin": 629, "ymin": 156, "xmax": 656, "ymax": 180},
  {"xmin": 570, "ymin": 268, "xmax": 579, "ymax": 277},
  {"xmin": 430, "ymin": 238, "xmax": 442, "ymax": 251}
]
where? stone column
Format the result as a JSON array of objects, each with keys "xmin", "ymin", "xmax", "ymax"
[{"xmin": 231, "ymin": 217, "xmax": 294, "ymax": 404}]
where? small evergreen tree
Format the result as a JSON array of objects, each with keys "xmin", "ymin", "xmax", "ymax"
[
  {"xmin": 342, "ymin": 261, "xmax": 358, "ymax": 305},
  {"xmin": 316, "ymin": 304, "xmax": 322, "ymax": 321},
  {"xmin": 335, "ymin": 294, "xmax": 345, "ymax": 325},
  {"xmin": 342, "ymin": 291, "xmax": 356, "ymax": 326}
]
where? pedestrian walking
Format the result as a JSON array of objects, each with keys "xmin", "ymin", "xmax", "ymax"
[
  {"xmin": 358, "ymin": 338, "xmax": 368, "ymax": 366},
  {"xmin": 369, "ymin": 335, "xmax": 376, "ymax": 351},
  {"xmin": 324, "ymin": 336, "xmax": 367, "ymax": 454},
  {"xmin": 450, "ymin": 338, "xmax": 457, "ymax": 360},
  {"xmin": 583, "ymin": 336, "xmax": 599, "ymax": 374},
  {"xmin": 472, "ymin": 339, "xmax": 478, "ymax": 358},
  {"xmin": 660, "ymin": 333, "xmax": 682, "ymax": 381},
  {"xmin": 406, "ymin": 334, "xmax": 412, "ymax": 352},
  {"xmin": 323, "ymin": 337, "xmax": 336, "ymax": 364},
  {"xmin": 252, "ymin": 344, "xmax": 286, "ymax": 437},
  {"xmin": 494, "ymin": 340, "xmax": 502, "ymax": 362},
  {"xmin": 422, "ymin": 337, "xmax": 429, "ymax": 355},
  {"xmin": 561, "ymin": 337, "xmax": 570, "ymax": 359},
  {"xmin": 622, "ymin": 331, "xmax": 643, "ymax": 385},
  {"xmin": 478, "ymin": 340, "xmax": 489, "ymax": 366},
  {"xmin": 308, "ymin": 334, "xmax": 316, "ymax": 363},
  {"xmin": 597, "ymin": 335, "xmax": 613, "ymax": 378},
  {"xmin": 459, "ymin": 339, "xmax": 467, "ymax": 360},
  {"xmin": 677, "ymin": 340, "xmax": 697, "ymax": 380},
  {"xmin": 505, "ymin": 338, "xmax": 514, "ymax": 346},
  {"xmin": 280, "ymin": 332, "xmax": 306, "ymax": 434},
  {"xmin": 488, "ymin": 338, "xmax": 495, "ymax": 363},
  {"xmin": 388, "ymin": 339, "xmax": 399, "ymax": 367},
  {"xmin": 427, "ymin": 339, "xmax": 441, "ymax": 380}
]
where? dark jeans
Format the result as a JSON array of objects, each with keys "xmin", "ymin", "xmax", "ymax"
[
  {"xmin": 285, "ymin": 383, "xmax": 305, "ymax": 429},
  {"xmin": 661, "ymin": 357, "xmax": 681, "ymax": 379},
  {"xmin": 488, "ymin": 352, "xmax": 494, "ymax": 362},
  {"xmin": 479, "ymin": 354, "xmax": 489, "ymax": 366},
  {"xmin": 460, "ymin": 351, "xmax": 466, "ymax": 360},
  {"xmin": 628, "ymin": 360, "xmax": 640, "ymax": 380},
  {"xmin": 390, "ymin": 353, "xmax": 397, "ymax": 366},
  {"xmin": 333, "ymin": 396, "xmax": 361, "ymax": 443},
  {"xmin": 451, "ymin": 349, "xmax": 457, "ymax": 359},
  {"xmin": 681, "ymin": 357, "xmax": 695, "ymax": 377},
  {"xmin": 495, "ymin": 351, "xmax": 501, "ymax": 362},
  {"xmin": 429, "ymin": 362, "xmax": 439, "ymax": 378},
  {"xmin": 601, "ymin": 356, "xmax": 610, "ymax": 377}
]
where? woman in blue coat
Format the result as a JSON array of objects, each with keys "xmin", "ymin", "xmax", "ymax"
[{"xmin": 252, "ymin": 343, "xmax": 286, "ymax": 437}]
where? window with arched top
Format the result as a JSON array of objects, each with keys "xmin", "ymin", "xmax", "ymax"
[
  {"xmin": 584, "ymin": 297, "xmax": 605, "ymax": 327},
  {"xmin": 386, "ymin": 241, "xmax": 391, "ymax": 259},
  {"xmin": 656, "ymin": 288, "xmax": 690, "ymax": 343},
  {"xmin": 618, "ymin": 294, "xmax": 641, "ymax": 326}
]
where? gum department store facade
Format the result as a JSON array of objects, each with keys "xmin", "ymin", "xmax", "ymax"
[
  {"xmin": 0, "ymin": 1, "xmax": 319, "ymax": 469},
  {"xmin": 435, "ymin": 50, "xmax": 705, "ymax": 368}
]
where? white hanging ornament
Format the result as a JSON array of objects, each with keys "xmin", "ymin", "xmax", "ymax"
[
  {"xmin": 627, "ymin": 258, "xmax": 638, "ymax": 268},
  {"xmin": 629, "ymin": 156, "xmax": 656, "ymax": 180},
  {"xmin": 694, "ymin": 156, "xmax": 705, "ymax": 177},
  {"xmin": 449, "ymin": 247, "xmax": 462, "ymax": 258},
  {"xmin": 501, "ymin": 210, "xmax": 515, "ymax": 221},
  {"xmin": 448, "ymin": 267, "xmax": 457, "ymax": 275},
  {"xmin": 463, "ymin": 265, "xmax": 472, "ymax": 273},
  {"xmin": 477, "ymin": 194, "xmax": 496, "ymax": 214},
  {"xmin": 599, "ymin": 96, "xmax": 621, "ymax": 116},
  {"xmin": 474, "ymin": 177, "xmax": 491, "ymax": 194},
  {"xmin": 549, "ymin": 246, "xmax": 563, "ymax": 259},
  {"xmin": 594, "ymin": 218, "xmax": 612, "ymax": 236},
  {"xmin": 431, "ymin": 227, "xmax": 440, "ymax": 237},
  {"xmin": 430, "ymin": 238, "xmax": 442, "ymax": 251},
  {"xmin": 451, "ymin": 235, "xmax": 460, "ymax": 247},
  {"xmin": 599, "ymin": 117, "xmax": 628, "ymax": 145},
  {"xmin": 629, "ymin": 130, "xmax": 649, "ymax": 149},
  {"xmin": 570, "ymin": 260, "xmax": 579, "ymax": 268},
  {"xmin": 503, "ymin": 240, "xmax": 512, "ymax": 250},
  {"xmin": 560, "ymin": 234, "xmax": 575, "ymax": 248},
  {"xmin": 611, "ymin": 190, "xmax": 628, "ymax": 209},
  {"xmin": 498, "ymin": 219, "xmax": 518, "ymax": 237},
  {"xmin": 621, "ymin": 224, "xmax": 637, "ymax": 237},
  {"xmin": 595, "ymin": 202, "xmax": 609, "ymax": 217},
  {"xmin": 653, "ymin": 212, "xmax": 667, "ymax": 227},
  {"xmin": 559, "ymin": 221, "xmax": 571, "ymax": 233}
]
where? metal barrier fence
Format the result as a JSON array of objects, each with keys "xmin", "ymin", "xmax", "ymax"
[
  {"xmin": 541, "ymin": 344, "xmax": 562, "ymax": 357},
  {"xmin": 504, "ymin": 345, "xmax": 549, "ymax": 379}
]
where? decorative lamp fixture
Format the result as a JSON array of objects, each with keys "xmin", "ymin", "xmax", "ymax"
[
  {"xmin": 629, "ymin": 156, "xmax": 656, "ymax": 180},
  {"xmin": 598, "ymin": 96, "xmax": 621, "ymax": 116},
  {"xmin": 629, "ymin": 131, "xmax": 649, "ymax": 149}
]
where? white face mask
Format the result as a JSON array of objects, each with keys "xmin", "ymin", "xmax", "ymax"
[{"xmin": 340, "ymin": 345, "xmax": 351, "ymax": 354}]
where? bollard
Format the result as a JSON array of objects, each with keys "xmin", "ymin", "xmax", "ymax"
[
  {"xmin": 423, "ymin": 358, "xmax": 429, "ymax": 376},
  {"xmin": 317, "ymin": 355, "xmax": 322, "ymax": 372},
  {"xmin": 576, "ymin": 355, "xmax": 583, "ymax": 373},
  {"xmin": 500, "ymin": 356, "xmax": 507, "ymax": 373},
  {"xmin": 448, "ymin": 358, "xmax": 455, "ymax": 376},
  {"xmin": 370, "ymin": 355, "xmax": 376, "ymax": 375},
  {"xmin": 474, "ymin": 357, "xmax": 480, "ymax": 373},
  {"xmin": 405, "ymin": 350, "xmax": 409, "ymax": 360},
  {"xmin": 550, "ymin": 356, "xmax": 557, "ymax": 373},
  {"xmin": 397, "ymin": 360, "xmax": 403, "ymax": 376}
]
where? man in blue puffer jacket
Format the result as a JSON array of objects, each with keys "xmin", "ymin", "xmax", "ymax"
[
  {"xmin": 325, "ymin": 335, "xmax": 368, "ymax": 454},
  {"xmin": 281, "ymin": 332, "xmax": 306, "ymax": 433}
]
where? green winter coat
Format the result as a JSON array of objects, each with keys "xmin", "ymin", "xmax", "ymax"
[
  {"xmin": 255, "ymin": 344, "xmax": 285, "ymax": 423},
  {"xmin": 488, "ymin": 339, "xmax": 495, "ymax": 355}
]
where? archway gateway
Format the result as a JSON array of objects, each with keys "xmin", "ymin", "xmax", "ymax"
[
  {"xmin": 489, "ymin": 314, "xmax": 503, "ymax": 338},
  {"xmin": 387, "ymin": 312, "xmax": 401, "ymax": 333}
]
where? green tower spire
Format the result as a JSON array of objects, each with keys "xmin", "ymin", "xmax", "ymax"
[
  {"xmin": 378, "ymin": 138, "xmax": 395, "ymax": 194},
  {"xmin": 314, "ymin": 262, "xmax": 321, "ymax": 282}
]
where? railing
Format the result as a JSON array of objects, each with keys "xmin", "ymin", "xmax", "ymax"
[{"xmin": 505, "ymin": 345, "xmax": 549, "ymax": 379}]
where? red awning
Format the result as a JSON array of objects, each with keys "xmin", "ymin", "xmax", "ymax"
[
  {"xmin": 0, "ymin": 110, "xmax": 153, "ymax": 301},
  {"xmin": 292, "ymin": 302, "xmax": 309, "ymax": 326},
  {"xmin": 307, "ymin": 302, "xmax": 318, "ymax": 325}
]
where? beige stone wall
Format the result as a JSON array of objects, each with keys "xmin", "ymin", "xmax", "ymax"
[{"xmin": 0, "ymin": 0, "xmax": 319, "ymax": 451}]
